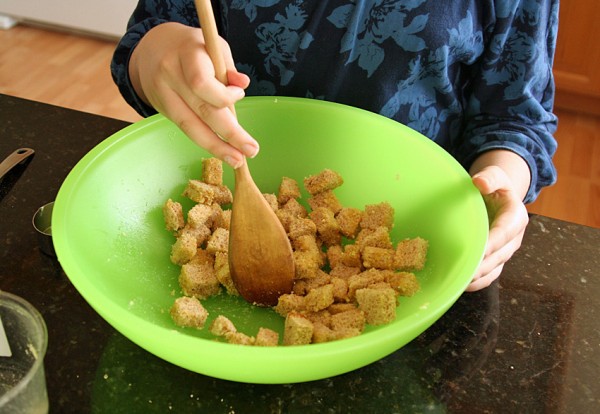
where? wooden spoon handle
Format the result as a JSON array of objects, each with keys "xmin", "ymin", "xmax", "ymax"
[{"xmin": 195, "ymin": 0, "xmax": 228, "ymax": 85}]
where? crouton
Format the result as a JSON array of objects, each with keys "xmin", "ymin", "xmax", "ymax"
[
  {"xmin": 331, "ymin": 277, "xmax": 349, "ymax": 302},
  {"xmin": 212, "ymin": 208, "xmax": 231, "ymax": 231},
  {"xmin": 336, "ymin": 207, "xmax": 363, "ymax": 238},
  {"xmin": 356, "ymin": 287, "xmax": 397, "ymax": 325},
  {"xmin": 360, "ymin": 202, "xmax": 395, "ymax": 230},
  {"xmin": 179, "ymin": 260, "xmax": 221, "ymax": 299},
  {"xmin": 225, "ymin": 332, "xmax": 256, "ymax": 345},
  {"xmin": 275, "ymin": 294, "xmax": 306, "ymax": 317},
  {"xmin": 182, "ymin": 180, "xmax": 215, "ymax": 204},
  {"xmin": 312, "ymin": 322, "xmax": 334, "ymax": 343},
  {"xmin": 255, "ymin": 328, "xmax": 279, "ymax": 346},
  {"xmin": 178, "ymin": 224, "xmax": 212, "ymax": 248},
  {"xmin": 331, "ymin": 309, "xmax": 366, "ymax": 332},
  {"xmin": 347, "ymin": 268, "xmax": 386, "ymax": 300},
  {"xmin": 292, "ymin": 270, "xmax": 331, "ymax": 295},
  {"xmin": 362, "ymin": 246, "xmax": 395, "ymax": 270},
  {"xmin": 341, "ymin": 244, "xmax": 363, "ymax": 268},
  {"xmin": 394, "ymin": 237, "xmax": 429, "ymax": 271},
  {"xmin": 201, "ymin": 158, "xmax": 223, "ymax": 185},
  {"xmin": 187, "ymin": 203, "xmax": 217, "ymax": 228},
  {"xmin": 356, "ymin": 226, "xmax": 393, "ymax": 251},
  {"xmin": 209, "ymin": 315, "xmax": 237, "ymax": 336},
  {"xmin": 170, "ymin": 296, "xmax": 208, "ymax": 329},
  {"xmin": 304, "ymin": 284, "xmax": 335, "ymax": 312},
  {"xmin": 263, "ymin": 193, "xmax": 279, "ymax": 211},
  {"xmin": 212, "ymin": 184, "xmax": 233, "ymax": 205},
  {"xmin": 309, "ymin": 207, "xmax": 341, "ymax": 246},
  {"xmin": 163, "ymin": 199, "xmax": 184, "ymax": 232},
  {"xmin": 288, "ymin": 217, "xmax": 317, "ymax": 240},
  {"xmin": 214, "ymin": 251, "xmax": 239, "ymax": 296},
  {"xmin": 206, "ymin": 227, "xmax": 229, "ymax": 254},
  {"xmin": 304, "ymin": 169, "xmax": 344, "ymax": 195},
  {"xmin": 385, "ymin": 271, "xmax": 420, "ymax": 296},
  {"xmin": 280, "ymin": 198, "xmax": 308, "ymax": 218},
  {"xmin": 278, "ymin": 177, "xmax": 302, "ymax": 205},
  {"xmin": 283, "ymin": 312, "xmax": 314, "ymax": 345},
  {"xmin": 170, "ymin": 232, "xmax": 197, "ymax": 265},
  {"xmin": 293, "ymin": 250, "xmax": 322, "ymax": 279},
  {"xmin": 329, "ymin": 264, "xmax": 361, "ymax": 280},
  {"xmin": 307, "ymin": 190, "xmax": 342, "ymax": 214}
]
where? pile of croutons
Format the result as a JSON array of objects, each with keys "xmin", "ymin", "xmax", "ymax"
[{"xmin": 164, "ymin": 158, "xmax": 428, "ymax": 346}]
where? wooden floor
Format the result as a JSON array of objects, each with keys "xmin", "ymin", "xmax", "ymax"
[{"xmin": 1, "ymin": 25, "xmax": 598, "ymax": 228}]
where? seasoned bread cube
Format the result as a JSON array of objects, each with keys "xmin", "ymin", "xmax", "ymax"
[
  {"xmin": 330, "ymin": 309, "xmax": 366, "ymax": 332},
  {"xmin": 278, "ymin": 177, "xmax": 302, "ymax": 205},
  {"xmin": 209, "ymin": 315, "xmax": 237, "ymax": 336},
  {"xmin": 206, "ymin": 227, "xmax": 229, "ymax": 254},
  {"xmin": 385, "ymin": 271, "xmax": 420, "ymax": 296},
  {"xmin": 280, "ymin": 198, "xmax": 308, "ymax": 218},
  {"xmin": 329, "ymin": 264, "xmax": 361, "ymax": 280},
  {"xmin": 360, "ymin": 202, "xmax": 395, "ymax": 230},
  {"xmin": 304, "ymin": 169, "xmax": 344, "ymax": 195},
  {"xmin": 214, "ymin": 251, "xmax": 239, "ymax": 296},
  {"xmin": 288, "ymin": 217, "xmax": 317, "ymax": 240},
  {"xmin": 284, "ymin": 312, "xmax": 314, "ymax": 345},
  {"xmin": 255, "ymin": 328, "xmax": 280, "ymax": 346},
  {"xmin": 187, "ymin": 203, "xmax": 217, "ymax": 228},
  {"xmin": 202, "ymin": 157, "xmax": 223, "ymax": 185},
  {"xmin": 394, "ymin": 237, "xmax": 429, "ymax": 271},
  {"xmin": 292, "ymin": 270, "xmax": 331, "ymax": 296},
  {"xmin": 293, "ymin": 250, "xmax": 322, "ymax": 279},
  {"xmin": 341, "ymin": 244, "xmax": 363, "ymax": 268},
  {"xmin": 183, "ymin": 180, "xmax": 215, "ymax": 204},
  {"xmin": 275, "ymin": 293, "xmax": 306, "ymax": 317},
  {"xmin": 356, "ymin": 226, "xmax": 393, "ymax": 251},
  {"xmin": 309, "ymin": 207, "xmax": 341, "ymax": 246},
  {"xmin": 212, "ymin": 208, "xmax": 231, "ymax": 231},
  {"xmin": 312, "ymin": 322, "xmax": 335, "ymax": 343},
  {"xmin": 263, "ymin": 193, "xmax": 279, "ymax": 211},
  {"xmin": 304, "ymin": 284, "xmax": 334, "ymax": 312},
  {"xmin": 307, "ymin": 190, "xmax": 342, "ymax": 214},
  {"xmin": 179, "ymin": 260, "xmax": 221, "ymax": 299},
  {"xmin": 292, "ymin": 234, "xmax": 321, "ymax": 254},
  {"xmin": 170, "ymin": 296, "xmax": 208, "ymax": 329},
  {"xmin": 331, "ymin": 277, "xmax": 349, "ymax": 302},
  {"xmin": 347, "ymin": 269, "xmax": 386, "ymax": 300},
  {"xmin": 225, "ymin": 332, "xmax": 256, "ymax": 345},
  {"xmin": 336, "ymin": 207, "xmax": 363, "ymax": 238},
  {"xmin": 170, "ymin": 232, "xmax": 197, "ymax": 265},
  {"xmin": 362, "ymin": 246, "xmax": 395, "ymax": 270},
  {"xmin": 326, "ymin": 245, "xmax": 343, "ymax": 269},
  {"xmin": 356, "ymin": 287, "xmax": 397, "ymax": 325},
  {"xmin": 178, "ymin": 224, "xmax": 212, "ymax": 247},
  {"xmin": 163, "ymin": 199, "xmax": 184, "ymax": 232},
  {"xmin": 212, "ymin": 184, "xmax": 233, "ymax": 205}
]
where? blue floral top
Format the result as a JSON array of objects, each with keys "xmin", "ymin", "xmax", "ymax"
[{"xmin": 111, "ymin": 0, "xmax": 559, "ymax": 203}]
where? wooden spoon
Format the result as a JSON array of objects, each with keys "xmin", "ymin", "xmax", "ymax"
[{"xmin": 194, "ymin": 0, "xmax": 294, "ymax": 306}]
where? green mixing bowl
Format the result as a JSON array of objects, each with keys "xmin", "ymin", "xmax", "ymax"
[{"xmin": 53, "ymin": 97, "xmax": 487, "ymax": 384}]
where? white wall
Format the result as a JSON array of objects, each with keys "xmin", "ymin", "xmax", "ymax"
[{"xmin": 0, "ymin": 0, "xmax": 138, "ymax": 38}]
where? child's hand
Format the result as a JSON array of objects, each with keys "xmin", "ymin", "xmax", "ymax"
[
  {"xmin": 468, "ymin": 165, "xmax": 529, "ymax": 291},
  {"xmin": 128, "ymin": 22, "xmax": 258, "ymax": 168}
]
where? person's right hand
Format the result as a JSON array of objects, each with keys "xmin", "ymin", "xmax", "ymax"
[{"xmin": 128, "ymin": 22, "xmax": 258, "ymax": 168}]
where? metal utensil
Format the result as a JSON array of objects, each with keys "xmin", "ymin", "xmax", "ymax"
[{"xmin": 0, "ymin": 148, "xmax": 35, "ymax": 182}]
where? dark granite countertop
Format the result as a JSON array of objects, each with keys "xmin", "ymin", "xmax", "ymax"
[{"xmin": 1, "ymin": 94, "xmax": 599, "ymax": 413}]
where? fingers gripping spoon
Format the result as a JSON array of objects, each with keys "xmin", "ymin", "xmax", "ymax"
[{"xmin": 194, "ymin": 0, "xmax": 294, "ymax": 306}]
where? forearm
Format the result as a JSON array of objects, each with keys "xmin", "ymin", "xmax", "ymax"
[{"xmin": 469, "ymin": 150, "xmax": 531, "ymax": 202}]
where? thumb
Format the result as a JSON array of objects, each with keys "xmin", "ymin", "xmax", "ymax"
[{"xmin": 472, "ymin": 166, "xmax": 510, "ymax": 195}]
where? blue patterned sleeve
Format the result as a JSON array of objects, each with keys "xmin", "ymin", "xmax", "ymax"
[
  {"xmin": 110, "ymin": 0, "xmax": 198, "ymax": 117},
  {"xmin": 457, "ymin": 0, "xmax": 559, "ymax": 203}
]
